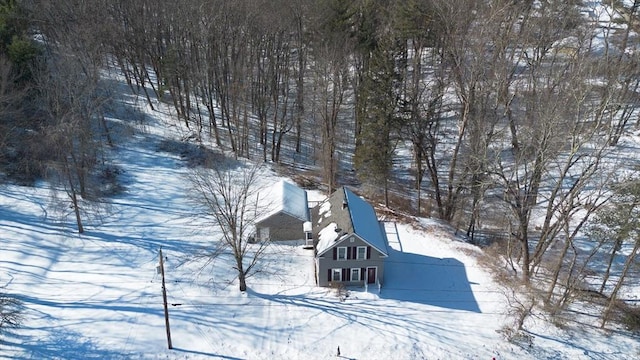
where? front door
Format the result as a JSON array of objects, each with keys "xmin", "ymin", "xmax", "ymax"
[{"xmin": 367, "ymin": 267, "xmax": 377, "ymax": 284}]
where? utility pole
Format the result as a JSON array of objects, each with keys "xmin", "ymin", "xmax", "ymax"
[{"xmin": 159, "ymin": 247, "xmax": 173, "ymax": 349}]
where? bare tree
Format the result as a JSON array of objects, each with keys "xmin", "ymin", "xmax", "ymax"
[
  {"xmin": 308, "ymin": 0, "xmax": 354, "ymax": 193},
  {"xmin": 291, "ymin": 0, "xmax": 310, "ymax": 155},
  {"xmin": 34, "ymin": 49, "xmax": 110, "ymax": 233},
  {"xmin": 483, "ymin": 1, "xmax": 605, "ymax": 284},
  {"xmin": 596, "ymin": 0, "xmax": 640, "ymax": 146},
  {"xmin": 422, "ymin": 0, "xmax": 481, "ymax": 223},
  {"xmin": 394, "ymin": 0, "xmax": 447, "ymax": 216},
  {"xmin": 189, "ymin": 160, "xmax": 270, "ymax": 292},
  {"xmin": 311, "ymin": 48, "xmax": 349, "ymax": 194},
  {"xmin": 21, "ymin": 0, "xmax": 116, "ymax": 233}
]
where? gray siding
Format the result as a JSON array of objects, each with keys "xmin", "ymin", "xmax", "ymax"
[
  {"xmin": 256, "ymin": 211, "xmax": 305, "ymax": 241},
  {"xmin": 316, "ymin": 235, "xmax": 385, "ymax": 287}
]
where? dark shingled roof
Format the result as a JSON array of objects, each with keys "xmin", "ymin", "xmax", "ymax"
[{"xmin": 315, "ymin": 187, "xmax": 387, "ymax": 256}]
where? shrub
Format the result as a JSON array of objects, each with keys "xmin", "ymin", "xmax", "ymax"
[
  {"xmin": 619, "ymin": 304, "xmax": 640, "ymax": 332},
  {"xmin": 0, "ymin": 292, "xmax": 22, "ymax": 334}
]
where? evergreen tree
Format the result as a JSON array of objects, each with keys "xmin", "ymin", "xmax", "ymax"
[
  {"xmin": 352, "ymin": 2, "xmax": 402, "ymax": 205},
  {"xmin": 0, "ymin": 0, "xmax": 40, "ymax": 80},
  {"xmin": 0, "ymin": 0, "xmax": 42, "ymax": 183}
]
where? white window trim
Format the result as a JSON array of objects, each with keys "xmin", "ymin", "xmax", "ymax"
[
  {"xmin": 337, "ymin": 246, "xmax": 347, "ymax": 260},
  {"xmin": 350, "ymin": 268, "xmax": 361, "ymax": 282},
  {"xmin": 356, "ymin": 246, "xmax": 367, "ymax": 260},
  {"xmin": 332, "ymin": 268, "xmax": 342, "ymax": 282}
]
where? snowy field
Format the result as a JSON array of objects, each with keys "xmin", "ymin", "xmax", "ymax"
[{"xmin": 2, "ymin": 82, "xmax": 640, "ymax": 359}]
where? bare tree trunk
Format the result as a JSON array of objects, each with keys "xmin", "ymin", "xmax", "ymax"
[
  {"xmin": 188, "ymin": 161, "xmax": 270, "ymax": 292},
  {"xmin": 70, "ymin": 183, "xmax": 84, "ymax": 234},
  {"xmin": 236, "ymin": 257, "xmax": 247, "ymax": 292},
  {"xmin": 600, "ymin": 238, "xmax": 624, "ymax": 293},
  {"xmin": 601, "ymin": 239, "xmax": 640, "ymax": 328},
  {"xmin": 546, "ymin": 222, "xmax": 573, "ymax": 305}
]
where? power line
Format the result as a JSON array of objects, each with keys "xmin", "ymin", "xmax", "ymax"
[
  {"xmin": 174, "ymin": 281, "xmax": 218, "ymax": 350},
  {"xmin": 122, "ymin": 272, "xmax": 156, "ymax": 353}
]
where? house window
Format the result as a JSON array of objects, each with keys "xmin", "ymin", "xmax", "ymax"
[
  {"xmin": 356, "ymin": 246, "xmax": 367, "ymax": 260},
  {"xmin": 337, "ymin": 247, "xmax": 347, "ymax": 260},
  {"xmin": 332, "ymin": 268, "xmax": 342, "ymax": 282},
  {"xmin": 350, "ymin": 268, "xmax": 361, "ymax": 282}
]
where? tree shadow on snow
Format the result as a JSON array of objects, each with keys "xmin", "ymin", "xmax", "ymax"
[
  {"xmin": 0, "ymin": 326, "xmax": 133, "ymax": 360},
  {"xmin": 241, "ymin": 287, "xmax": 475, "ymax": 353},
  {"xmin": 1, "ymin": 293, "xmax": 165, "ymax": 359},
  {"xmin": 172, "ymin": 347, "xmax": 245, "ymax": 360},
  {"xmin": 521, "ymin": 328, "xmax": 629, "ymax": 359}
]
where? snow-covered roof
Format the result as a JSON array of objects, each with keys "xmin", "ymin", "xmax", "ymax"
[
  {"xmin": 257, "ymin": 180, "xmax": 309, "ymax": 223},
  {"xmin": 317, "ymin": 199, "xmax": 332, "ymax": 223},
  {"xmin": 314, "ymin": 187, "xmax": 388, "ymax": 256},
  {"xmin": 315, "ymin": 222, "xmax": 343, "ymax": 255}
]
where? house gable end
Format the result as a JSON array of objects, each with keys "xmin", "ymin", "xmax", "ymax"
[
  {"xmin": 351, "ymin": 233, "xmax": 388, "ymax": 258},
  {"xmin": 316, "ymin": 233, "xmax": 387, "ymax": 259}
]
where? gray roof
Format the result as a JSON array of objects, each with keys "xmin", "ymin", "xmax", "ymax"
[{"xmin": 314, "ymin": 187, "xmax": 388, "ymax": 256}]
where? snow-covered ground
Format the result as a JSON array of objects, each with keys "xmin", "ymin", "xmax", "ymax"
[{"xmin": 1, "ymin": 81, "xmax": 639, "ymax": 359}]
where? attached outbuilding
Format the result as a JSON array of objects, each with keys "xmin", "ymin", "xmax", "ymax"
[
  {"xmin": 254, "ymin": 180, "xmax": 311, "ymax": 241},
  {"xmin": 311, "ymin": 187, "xmax": 388, "ymax": 287}
]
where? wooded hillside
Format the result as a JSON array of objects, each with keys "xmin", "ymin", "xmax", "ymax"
[{"xmin": 1, "ymin": 0, "xmax": 639, "ymax": 330}]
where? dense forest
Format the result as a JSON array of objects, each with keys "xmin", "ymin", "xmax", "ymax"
[{"xmin": 1, "ymin": 0, "xmax": 639, "ymax": 329}]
